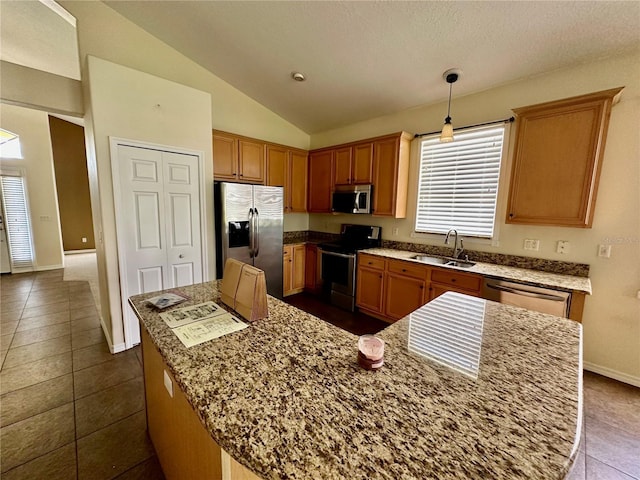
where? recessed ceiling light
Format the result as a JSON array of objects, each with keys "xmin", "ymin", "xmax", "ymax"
[{"xmin": 291, "ymin": 72, "xmax": 306, "ymax": 82}]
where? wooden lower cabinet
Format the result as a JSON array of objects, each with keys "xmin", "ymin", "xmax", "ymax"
[
  {"xmin": 428, "ymin": 269, "xmax": 482, "ymax": 300},
  {"xmin": 356, "ymin": 266, "xmax": 385, "ymax": 314},
  {"xmin": 356, "ymin": 253, "xmax": 482, "ymax": 322},
  {"xmin": 283, "ymin": 244, "xmax": 305, "ymax": 296},
  {"xmin": 304, "ymin": 243, "xmax": 322, "ymax": 293},
  {"xmin": 384, "ymin": 272, "xmax": 426, "ymax": 320},
  {"xmin": 141, "ymin": 328, "xmax": 261, "ymax": 480}
]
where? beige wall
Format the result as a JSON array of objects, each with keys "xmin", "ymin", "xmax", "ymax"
[
  {"xmin": 0, "ymin": 61, "xmax": 83, "ymax": 116},
  {"xmin": 309, "ymin": 52, "xmax": 640, "ymax": 385},
  {"xmin": 84, "ymin": 56, "xmax": 213, "ymax": 351},
  {"xmin": 60, "ymin": 1, "xmax": 310, "ymax": 150},
  {"xmin": 0, "ymin": 104, "xmax": 64, "ymax": 270},
  {"xmin": 48, "ymin": 116, "xmax": 95, "ymax": 251}
]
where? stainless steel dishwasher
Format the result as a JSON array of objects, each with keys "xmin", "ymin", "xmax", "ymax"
[{"xmin": 481, "ymin": 278, "xmax": 572, "ymax": 318}]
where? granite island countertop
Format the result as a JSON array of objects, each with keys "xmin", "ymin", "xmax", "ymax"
[
  {"xmin": 130, "ymin": 283, "xmax": 582, "ymax": 480},
  {"xmin": 361, "ymin": 247, "xmax": 592, "ymax": 294}
]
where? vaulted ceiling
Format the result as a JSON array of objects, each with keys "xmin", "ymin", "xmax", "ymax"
[{"xmin": 3, "ymin": 1, "xmax": 639, "ymax": 134}]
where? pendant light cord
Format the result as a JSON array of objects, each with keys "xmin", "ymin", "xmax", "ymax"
[{"xmin": 446, "ymin": 82, "xmax": 452, "ymax": 119}]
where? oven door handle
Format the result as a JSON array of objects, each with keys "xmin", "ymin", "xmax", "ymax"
[
  {"xmin": 321, "ymin": 250, "xmax": 355, "ymax": 259},
  {"xmin": 485, "ymin": 282, "xmax": 566, "ymax": 302}
]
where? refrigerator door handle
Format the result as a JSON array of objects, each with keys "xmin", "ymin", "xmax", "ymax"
[
  {"xmin": 254, "ymin": 208, "xmax": 260, "ymax": 257},
  {"xmin": 248, "ymin": 208, "xmax": 255, "ymax": 258}
]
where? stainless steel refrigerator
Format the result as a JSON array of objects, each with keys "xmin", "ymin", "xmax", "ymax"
[{"xmin": 214, "ymin": 182, "xmax": 283, "ymax": 298}]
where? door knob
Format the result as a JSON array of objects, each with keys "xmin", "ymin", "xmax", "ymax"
[{"xmin": 179, "ymin": 254, "xmax": 184, "ymax": 259}]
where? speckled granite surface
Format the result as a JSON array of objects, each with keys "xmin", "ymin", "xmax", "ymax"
[
  {"xmin": 382, "ymin": 241, "xmax": 591, "ymax": 277},
  {"xmin": 283, "ymin": 231, "xmax": 338, "ymax": 245},
  {"xmin": 363, "ymin": 248, "xmax": 592, "ymax": 294},
  {"xmin": 130, "ymin": 284, "xmax": 582, "ymax": 480}
]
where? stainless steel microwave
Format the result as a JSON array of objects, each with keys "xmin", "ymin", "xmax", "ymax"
[{"xmin": 332, "ymin": 184, "xmax": 372, "ymax": 214}]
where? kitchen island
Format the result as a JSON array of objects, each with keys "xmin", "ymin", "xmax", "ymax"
[{"xmin": 130, "ymin": 281, "xmax": 582, "ymax": 480}]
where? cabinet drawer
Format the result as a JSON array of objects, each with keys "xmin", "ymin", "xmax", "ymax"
[
  {"xmin": 430, "ymin": 269, "xmax": 481, "ymax": 292},
  {"xmin": 358, "ymin": 254, "xmax": 385, "ymax": 270},
  {"xmin": 387, "ymin": 259, "xmax": 428, "ymax": 279}
]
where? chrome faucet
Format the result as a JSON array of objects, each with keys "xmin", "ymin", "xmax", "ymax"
[{"xmin": 444, "ymin": 229, "xmax": 464, "ymax": 259}]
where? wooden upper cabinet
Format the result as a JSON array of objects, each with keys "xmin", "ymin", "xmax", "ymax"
[
  {"xmin": 334, "ymin": 147, "xmax": 353, "ymax": 185},
  {"xmin": 213, "ymin": 130, "xmax": 265, "ymax": 184},
  {"xmin": 267, "ymin": 145, "xmax": 308, "ymax": 213},
  {"xmin": 506, "ymin": 87, "xmax": 623, "ymax": 227},
  {"xmin": 212, "ymin": 131, "xmax": 238, "ymax": 181},
  {"xmin": 308, "ymin": 150, "xmax": 334, "ymax": 213},
  {"xmin": 289, "ymin": 150, "xmax": 308, "ymax": 212},
  {"xmin": 237, "ymin": 139, "xmax": 265, "ymax": 184},
  {"xmin": 372, "ymin": 133, "xmax": 411, "ymax": 218},
  {"xmin": 266, "ymin": 145, "xmax": 287, "ymax": 187},
  {"xmin": 334, "ymin": 143, "xmax": 373, "ymax": 185},
  {"xmin": 352, "ymin": 142, "xmax": 374, "ymax": 184}
]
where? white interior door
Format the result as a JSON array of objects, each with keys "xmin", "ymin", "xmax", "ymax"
[{"xmin": 115, "ymin": 143, "xmax": 203, "ymax": 347}]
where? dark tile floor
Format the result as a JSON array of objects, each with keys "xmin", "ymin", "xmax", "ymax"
[
  {"xmin": 0, "ymin": 269, "xmax": 164, "ymax": 479},
  {"xmin": 1, "ymin": 272, "xmax": 638, "ymax": 479}
]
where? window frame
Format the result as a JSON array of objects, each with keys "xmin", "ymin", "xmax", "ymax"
[{"xmin": 413, "ymin": 122, "xmax": 509, "ymax": 242}]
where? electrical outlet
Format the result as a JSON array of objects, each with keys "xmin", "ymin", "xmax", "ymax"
[
  {"xmin": 392, "ymin": 227, "xmax": 399, "ymax": 236},
  {"xmin": 163, "ymin": 369, "xmax": 174, "ymax": 398},
  {"xmin": 523, "ymin": 239, "xmax": 539, "ymax": 251},
  {"xmin": 597, "ymin": 244, "xmax": 611, "ymax": 258},
  {"xmin": 556, "ymin": 240, "xmax": 570, "ymax": 254},
  {"xmin": 39, "ymin": 215, "xmax": 51, "ymax": 222},
  {"xmin": 82, "ymin": 237, "xmax": 87, "ymax": 243}
]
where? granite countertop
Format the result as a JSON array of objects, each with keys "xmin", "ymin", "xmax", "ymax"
[
  {"xmin": 130, "ymin": 283, "xmax": 582, "ymax": 480},
  {"xmin": 361, "ymin": 247, "xmax": 592, "ymax": 294}
]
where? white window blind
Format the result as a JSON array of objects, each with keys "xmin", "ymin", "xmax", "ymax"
[
  {"xmin": 415, "ymin": 124, "xmax": 505, "ymax": 238},
  {"xmin": 1, "ymin": 176, "xmax": 34, "ymax": 270}
]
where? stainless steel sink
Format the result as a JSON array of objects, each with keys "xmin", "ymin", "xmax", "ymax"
[
  {"xmin": 411, "ymin": 255, "xmax": 449, "ymax": 265},
  {"xmin": 411, "ymin": 254, "xmax": 475, "ymax": 269},
  {"xmin": 445, "ymin": 260, "xmax": 475, "ymax": 269}
]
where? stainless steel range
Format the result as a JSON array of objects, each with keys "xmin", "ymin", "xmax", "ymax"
[{"xmin": 318, "ymin": 224, "xmax": 381, "ymax": 311}]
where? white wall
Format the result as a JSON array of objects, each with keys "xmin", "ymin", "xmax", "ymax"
[
  {"xmin": 0, "ymin": 61, "xmax": 83, "ymax": 117},
  {"xmin": 0, "ymin": 103, "xmax": 64, "ymax": 270},
  {"xmin": 60, "ymin": 0, "xmax": 310, "ymax": 150},
  {"xmin": 309, "ymin": 52, "xmax": 640, "ymax": 385},
  {"xmin": 83, "ymin": 56, "xmax": 213, "ymax": 352}
]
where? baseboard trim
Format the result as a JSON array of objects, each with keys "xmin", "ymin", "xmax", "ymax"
[
  {"xmin": 35, "ymin": 264, "xmax": 64, "ymax": 271},
  {"xmin": 99, "ymin": 318, "xmax": 124, "ymax": 354},
  {"xmin": 584, "ymin": 362, "xmax": 640, "ymax": 388},
  {"xmin": 64, "ymin": 249, "xmax": 96, "ymax": 255}
]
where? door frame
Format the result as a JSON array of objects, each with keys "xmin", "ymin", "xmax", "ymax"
[{"xmin": 110, "ymin": 137, "xmax": 208, "ymax": 349}]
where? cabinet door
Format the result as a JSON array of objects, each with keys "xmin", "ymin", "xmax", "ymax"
[
  {"xmin": 429, "ymin": 282, "xmax": 480, "ymax": 301},
  {"xmin": 266, "ymin": 145, "xmax": 287, "ymax": 187},
  {"xmin": 334, "ymin": 147, "xmax": 353, "ymax": 185},
  {"xmin": 289, "ymin": 151, "xmax": 308, "ymax": 213},
  {"xmin": 352, "ymin": 142, "xmax": 373, "ymax": 184},
  {"xmin": 384, "ymin": 272, "xmax": 426, "ymax": 320},
  {"xmin": 283, "ymin": 246, "xmax": 292, "ymax": 296},
  {"xmin": 355, "ymin": 266, "xmax": 384, "ymax": 314},
  {"xmin": 304, "ymin": 244, "xmax": 319, "ymax": 292},
  {"xmin": 212, "ymin": 132, "xmax": 238, "ymax": 181},
  {"xmin": 308, "ymin": 151, "xmax": 334, "ymax": 213},
  {"xmin": 292, "ymin": 244, "xmax": 306, "ymax": 291},
  {"xmin": 238, "ymin": 139, "xmax": 265, "ymax": 184},
  {"xmin": 372, "ymin": 137, "xmax": 401, "ymax": 217},
  {"xmin": 507, "ymin": 88, "xmax": 622, "ymax": 227}
]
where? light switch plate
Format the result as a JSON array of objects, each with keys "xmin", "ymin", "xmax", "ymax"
[
  {"xmin": 598, "ymin": 244, "xmax": 612, "ymax": 258},
  {"xmin": 163, "ymin": 369, "xmax": 174, "ymax": 398},
  {"xmin": 556, "ymin": 240, "xmax": 570, "ymax": 254},
  {"xmin": 523, "ymin": 239, "xmax": 540, "ymax": 251}
]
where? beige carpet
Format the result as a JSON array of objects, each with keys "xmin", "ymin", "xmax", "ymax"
[{"xmin": 63, "ymin": 252, "xmax": 101, "ymax": 312}]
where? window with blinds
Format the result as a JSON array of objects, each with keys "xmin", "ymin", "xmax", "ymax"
[
  {"xmin": 415, "ymin": 124, "xmax": 505, "ymax": 238},
  {"xmin": 0, "ymin": 176, "xmax": 34, "ymax": 271}
]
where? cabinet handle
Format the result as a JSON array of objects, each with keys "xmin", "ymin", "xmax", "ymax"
[
  {"xmin": 368, "ymin": 261, "xmax": 372, "ymax": 265},
  {"xmin": 402, "ymin": 268, "xmax": 407, "ymax": 272},
  {"xmin": 420, "ymin": 285, "xmax": 423, "ymax": 289},
  {"xmin": 509, "ymin": 213, "xmax": 514, "ymax": 218},
  {"xmin": 451, "ymin": 278, "xmax": 456, "ymax": 282},
  {"xmin": 379, "ymin": 275, "xmax": 382, "ymax": 279}
]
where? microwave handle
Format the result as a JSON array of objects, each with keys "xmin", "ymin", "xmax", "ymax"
[{"xmin": 353, "ymin": 191, "xmax": 361, "ymax": 212}]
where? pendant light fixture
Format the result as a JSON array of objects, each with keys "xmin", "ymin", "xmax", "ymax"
[{"xmin": 440, "ymin": 68, "xmax": 462, "ymax": 143}]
